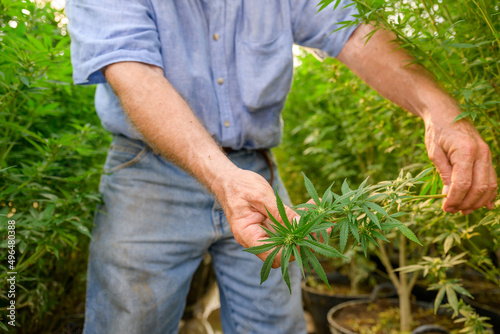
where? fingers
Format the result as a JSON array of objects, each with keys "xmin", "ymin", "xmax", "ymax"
[
  {"xmin": 429, "ymin": 145, "xmax": 454, "ymax": 207},
  {"xmin": 428, "ymin": 144, "xmax": 453, "ymax": 194},
  {"xmin": 486, "ymin": 164, "xmax": 498, "ymax": 210},
  {"xmin": 460, "ymin": 149, "xmax": 494, "ymax": 214},
  {"xmin": 438, "ymin": 140, "xmax": 497, "ymax": 214},
  {"xmin": 443, "ymin": 143, "xmax": 476, "ymax": 213}
]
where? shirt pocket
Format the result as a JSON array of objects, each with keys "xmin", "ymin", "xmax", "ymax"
[
  {"xmin": 235, "ymin": 32, "xmax": 294, "ymax": 112},
  {"xmin": 103, "ymin": 142, "xmax": 150, "ymax": 174}
]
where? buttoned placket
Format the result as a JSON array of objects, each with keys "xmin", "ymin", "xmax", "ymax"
[{"xmin": 209, "ymin": 1, "xmax": 235, "ymax": 144}]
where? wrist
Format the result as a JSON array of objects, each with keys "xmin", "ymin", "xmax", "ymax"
[
  {"xmin": 201, "ymin": 153, "xmax": 240, "ymax": 197},
  {"xmin": 420, "ymin": 95, "xmax": 461, "ymax": 128}
]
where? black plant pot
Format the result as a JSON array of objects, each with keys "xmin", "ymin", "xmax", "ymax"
[{"xmin": 302, "ymin": 273, "xmax": 394, "ymax": 334}]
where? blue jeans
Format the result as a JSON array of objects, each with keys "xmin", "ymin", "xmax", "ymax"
[{"xmin": 83, "ymin": 135, "xmax": 306, "ymax": 334}]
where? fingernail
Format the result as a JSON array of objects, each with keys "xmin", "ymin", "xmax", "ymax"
[
  {"xmin": 442, "ymin": 185, "xmax": 450, "ymax": 195},
  {"xmin": 445, "ymin": 205, "xmax": 459, "ymax": 213}
]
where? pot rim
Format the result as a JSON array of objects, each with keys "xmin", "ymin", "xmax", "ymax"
[{"xmin": 327, "ymin": 298, "xmax": 440, "ymax": 334}]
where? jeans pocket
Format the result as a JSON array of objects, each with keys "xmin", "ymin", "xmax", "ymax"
[{"xmin": 103, "ymin": 142, "xmax": 150, "ymax": 173}]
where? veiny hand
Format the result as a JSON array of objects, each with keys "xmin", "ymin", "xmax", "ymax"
[
  {"xmin": 212, "ymin": 168, "xmax": 299, "ymax": 268},
  {"xmin": 425, "ymin": 116, "xmax": 498, "ymax": 215}
]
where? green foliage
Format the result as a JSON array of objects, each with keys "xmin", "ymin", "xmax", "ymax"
[
  {"xmin": 246, "ymin": 169, "xmax": 431, "ymax": 293},
  {"xmin": 276, "ymin": 0, "xmax": 499, "ymax": 332},
  {"xmin": 0, "ymin": 1, "xmax": 110, "ymax": 332}
]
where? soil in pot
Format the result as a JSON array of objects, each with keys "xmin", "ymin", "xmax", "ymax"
[
  {"xmin": 328, "ymin": 298, "xmax": 463, "ymax": 334},
  {"xmin": 303, "ymin": 273, "xmax": 393, "ymax": 334}
]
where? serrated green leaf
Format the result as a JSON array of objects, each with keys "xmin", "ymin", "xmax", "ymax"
[
  {"xmin": 381, "ymin": 221, "xmax": 404, "ymax": 230},
  {"xmin": 452, "ymin": 284, "xmax": 473, "ymax": 298},
  {"xmin": 397, "ymin": 224, "xmax": 422, "ymax": 245},
  {"xmin": 370, "ymin": 230, "xmax": 388, "ymax": 242},
  {"xmin": 304, "ymin": 247, "xmax": 331, "ymax": 290},
  {"xmin": 348, "ymin": 219, "xmax": 359, "ymax": 242},
  {"xmin": 320, "ymin": 229, "xmax": 329, "ymax": 245},
  {"xmin": 260, "ymin": 247, "xmax": 280, "ymax": 285},
  {"xmin": 454, "ymin": 111, "xmax": 470, "ymax": 122},
  {"xmin": 340, "ymin": 220, "xmax": 349, "ymax": 252},
  {"xmin": 341, "ymin": 179, "xmax": 351, "ymax": 195},
  {"xmin": 389, "ymin": 212, "xmax": 408, "ymax": 218},
  {"xmin": 301, "ymin": 238, "xmax": 347, "ymax": 259},
  {"xmin": 322, "ymin": 183, "xmax": 334, "ymax": 206},
  {"xmin": 361, "ymin": 204, "xmax": 380, "ymax": 228},
  {"xmin": 296, "ymin": 212, "xmax": 328, "ymax": 237},
  {"xmin": 244, "ymin": 241, "xmax": 281, "ymax": 255},
  {"xmin": 446, "ymin": 285, "xmax": 459, "ymax": 313},
  {"xmin": 261, "ymin": 226, "xmax": 278, "ymax": 238},
  {"xmin": 300, "ymin": 246, "xmax": 311, "ymax": 276},
  {"xmin": 265, "ymin": 206, "xmax": 288, "ymax": 235},
  {"xmin": 292, "ymin": 245, "xmax": 305, "ymax": 278},
  {"xmin": 444, "ymin": 234, "xmax": 454, "ymax": 254},
  {"xmin": 293, "ymin": 203, "xmax": 317, "ymax": 210},
  {"xmin": 70, "ymin": 222, "xmax": 92, "ymax": 238},
  {"xmin": 281, "ymin": 246, "xmax": 293, "ymax": 293},
  {"xmin": 20, "ymin": 75, "xmax": 30, "ymax": 87},
  {"xmin": 363, "ymin": 201, "xmax": 389, "ymax": 217},
  {"xmin": 435, "ymin": 287, "xmax": 446, "ymax": 313},
  {"xmin": 364, "ymin": 234, "xmax": 379, "ymax": 247},
  {"xmin": 275, "ymin": 190, "xmax": 292, "ymax": 230},
  {"xmin": 302, "ymin": 173, "xmax": 320, "ymax": 206}
]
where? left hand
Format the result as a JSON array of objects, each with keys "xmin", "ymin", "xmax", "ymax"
[{"xmin": 424, "ymin": 116, "xmax": 497, "ymax": 215}]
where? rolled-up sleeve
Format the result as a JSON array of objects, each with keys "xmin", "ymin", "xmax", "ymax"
[
  {"xmin": 66, "ymin": 0, "xmax": 163, "ymax": 85},
  {"xmin": 291, "ymin": 0, "xmax": 360, "ymax": 58}
]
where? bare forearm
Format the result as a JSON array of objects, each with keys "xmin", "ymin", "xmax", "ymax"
[
  {"xmin": 338, "ymin": 24, "xmax": 497, "ymax": 214},
  {"xmin": 103, "ymin": 62, "xmax": 236, "ymax": 192},
  {"xmin": 338, "ymin": 23, "xmax": 458, "ymax": 125},
  {"xmin": 103, "ymin": 62, "xmax": 297, "ymax": 263}
]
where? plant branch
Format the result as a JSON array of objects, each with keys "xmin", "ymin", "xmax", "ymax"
[{"xmin": 377, "ymin": 244, "xmax": 400, "ymax": 291}]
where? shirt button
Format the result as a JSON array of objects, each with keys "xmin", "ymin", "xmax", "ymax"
[
  {"xmin": 213, "ymin": 33, "xmax": 220, "ymax": 41},
  {"xmin": 224, "ymin": 121, "xmax": 230, "ymax": 127},
  {"xmin": 217, "ymin": 77, "xmax": 224, "ymax": 85}
]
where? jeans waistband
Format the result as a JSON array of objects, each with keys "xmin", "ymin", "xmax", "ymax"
[{"xmin": 111, "ymin": 134, "xmax": 274, "ymax": 184}]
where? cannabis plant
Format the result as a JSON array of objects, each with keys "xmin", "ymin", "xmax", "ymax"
[{"xmin": 245, "ymin": 169, "xmax": 430, "ymax": 293}]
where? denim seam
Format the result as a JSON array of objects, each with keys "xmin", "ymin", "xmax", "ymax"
[
  {"xmin": 214, "ymin": 263, "xmax": 241, "ymax": 333},
  {"xmin": 211, "ymin": 202, "xmax": 222, "ymax": 237}
]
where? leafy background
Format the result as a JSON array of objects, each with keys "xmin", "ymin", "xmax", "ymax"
[
  {"xmin": 0, "ymin": 1, "xmax": 110, "ymax": 332},
  {"xmin": 0, "ymin": 0, "xmax": 499, "ymax": 332}
]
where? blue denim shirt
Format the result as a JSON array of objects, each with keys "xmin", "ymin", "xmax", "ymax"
[{"xmin": 67, "ymin": 0, "xmax": 358, "ymax": 149}]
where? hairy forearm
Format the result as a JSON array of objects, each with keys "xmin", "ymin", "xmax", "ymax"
[
  {"xmin": 103, "ymin": 62, "xmax": 236, "ymax": 193},
  {"xmin": 338, "ymin": 24, "xmax": 497, "ymax": 214},
  {"xmin": 338, "ymin": 23, "xmax": 459, "ymax": 125}
]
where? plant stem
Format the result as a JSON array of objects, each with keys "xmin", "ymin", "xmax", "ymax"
[
  {"xmin": 377, "ymin": 244, "xmax": 400, "ymax": 291},
  {"xmin": 399, "ymin": 234, "xmax": 412, "ymax": 332},
  {"xmin": 473, "ymin": 0, "xmax": 500, "ymax": 47}
]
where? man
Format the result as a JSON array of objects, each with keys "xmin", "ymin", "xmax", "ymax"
[{"xmin": 67, "ymin": 0, "xmax": 497, "ymax": 333}]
